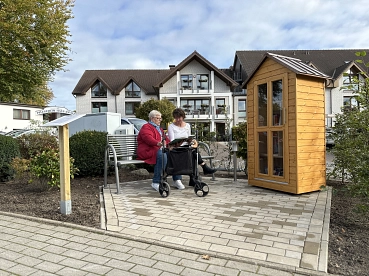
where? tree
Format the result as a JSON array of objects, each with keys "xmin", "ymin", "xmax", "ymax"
[
  {"xmin": 0, "ymin": 0, "xmax": 74, "ymax": 105},
  {"xmin": 135, "ymin": 98, "xmax": 176, "ymax": 128},
  {"xmin": 329, "ymin": 51, "xmax": 369, "ymax": 208}
]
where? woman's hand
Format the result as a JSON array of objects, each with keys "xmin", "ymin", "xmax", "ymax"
[{"xmin": 190, "ymin": 139, "xmax": 198, "ymax": 148}]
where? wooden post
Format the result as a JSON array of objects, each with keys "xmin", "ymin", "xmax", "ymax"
[{"xmin": 59, "ymin": 124, "xmax": 72, "ymax": 215}]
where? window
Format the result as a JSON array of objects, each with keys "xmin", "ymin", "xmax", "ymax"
[
  {"xmin": 92, "ymin": 102, "xmax": 107, "ymax": 113},
  {"xmin": 343, "ymin": 95, "xmax": 358, "ymax": 112},
  {"xmin": 258, "ymin": 83, "xmax": 268, "ymax": 126},
  {"xmin": 180, "ymin": 99, "xmax": 210, "ymax": 114},
  {"xmin": 216, "ymin": 98, "xmax": 226, "ymax": 114},
  {"xmin": 272, "ymin": 80, "xmax": 283, "ymax": 126},
  {"xmin": 91, "ymin": 81, "xmax": 107, "ymax": 98},
  {"xmin": 238, "ymin": 99, "xmax": 246, "ymax": 117},
  {"xmin": 343, "ymin": 68, "xmax": 359, "ymax": 90},
  {"xmin": 196, "ymin": 74, "xmax": 209, "ymax": 90},
  {"xmin": 13, "ymin": 109, "xmax": 30, "ymax": 120},
  {"xmin": 125, "ymin": 102, "xmax": 140, "ymax": 115},
  {"xmin": 125, "ymin": 81, "xmax": 141, "ymax": 98},
  {"xmin": 181, "ymin": 75, "xmax": 193, "ymax": 90}
]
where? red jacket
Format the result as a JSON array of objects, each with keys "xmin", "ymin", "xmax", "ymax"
[{"xmin": 137, "ymin": 123, "xmax": 169, "ymax": 164}]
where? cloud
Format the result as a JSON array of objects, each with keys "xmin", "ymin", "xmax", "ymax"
[{"xmin": 49, "ymin": 0, "xmax": 369, "ymax": 111}]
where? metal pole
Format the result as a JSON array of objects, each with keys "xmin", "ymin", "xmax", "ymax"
[
  {"xmin": 233, "ymin": 150, "xmax": 237, "ymax": 182},
  {"xmin": 231, "ymin": 141, "xmax": 238, "ymax": 182}
]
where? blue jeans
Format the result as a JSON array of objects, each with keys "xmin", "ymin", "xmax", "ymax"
[{"xmin": 153, "ymin": 149, "xmax": 181, "ymax": 183}]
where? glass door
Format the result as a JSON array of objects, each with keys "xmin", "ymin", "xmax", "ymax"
[{"xmin": 257, "ymin": 79, "xmax": 285, "ymax": 179}]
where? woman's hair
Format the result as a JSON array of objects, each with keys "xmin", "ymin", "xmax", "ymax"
[
  {"xmin": 172, "ymin": 108, "xmax": 186, "ymax": 119},
  {"xmin": 148, "ymin": 110, "xmax": 161, "ymax": 119}
]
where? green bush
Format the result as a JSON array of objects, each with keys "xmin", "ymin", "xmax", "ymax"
[
  {"xmin": 69, "ymin": 130, "xmax": 107, "ymax": 176},
  {"xmin": 0, "ymin": 135, "xmax": 20, "ymax": 181},
  {"xmin": 28, "ymin": 149, "xmax": 78, "ymax": 188},
  {"xmin": 232, "ymin": 121, "xmax": 247, "ymax": 160},
  {"xmin": 16, "ymin": 132, "xmax": 58, "ymax": 159}
]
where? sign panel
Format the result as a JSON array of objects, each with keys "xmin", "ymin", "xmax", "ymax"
[{"xmin": 42, "ymin": 114, "xmax": 86, "ymax": 127}]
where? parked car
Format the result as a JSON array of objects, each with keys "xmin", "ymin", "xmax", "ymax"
[
  {"xmin": 326, "ymin": 128, "xmax": 334, "ymax": 148},
  {"xmin": 121, "ymin": 118, "xmax": 147, "ymax": 134},
  {"xmin": 5, "ymin": 129, "xmax": 35, "ymax": 138}
]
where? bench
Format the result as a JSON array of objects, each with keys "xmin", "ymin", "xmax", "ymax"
[
  {"xmin": 198, "ymin": 141, "xmax": 215, "ymax": 180},
  {"xmin": 104, "ymin": 134, "xmax": 145, "ymax": 194},
  {"xmin": 104, "ymin": 134, "xmax": 215, "ymax": 194}
]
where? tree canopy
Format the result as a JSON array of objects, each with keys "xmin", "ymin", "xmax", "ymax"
[
  {"xmin": 329, "ymin": 51, "xmax": 369, "ymax": 207},
  {"xmin": 0, "ymin": 0, "xmax": 74, "ymax": 106},
  {"xmin": 135, "ymin": 98, "xmax": 176, "ymax": 128}
]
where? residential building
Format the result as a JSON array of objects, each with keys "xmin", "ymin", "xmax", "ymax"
[
  {"xmin": 231, "ymin": 49, "xmax": 369, "ymax": 127},
  {"xmin": 0, "ymin": 102, "xmax": 74, "ymax": 133},
  {"xmin": 155, "ymin": 51, "xmax": 238, "ymax": 138},
  {"xmin": 72, "ymin": 51, "xmax": 238, "ymax": 139}
]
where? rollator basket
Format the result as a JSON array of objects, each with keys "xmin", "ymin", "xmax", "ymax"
[{"xmin": 166, "ymin": 147, "xmax": 193, "ymax": 175}]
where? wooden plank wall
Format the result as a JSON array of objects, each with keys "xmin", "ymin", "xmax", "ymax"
[
  {"xmin": 295, "ymin": 75, "xmax": 326, "ymax": 193},
  {"xmin": 247, "ymin": 58, "xmax": 326, "ymax": 194}
]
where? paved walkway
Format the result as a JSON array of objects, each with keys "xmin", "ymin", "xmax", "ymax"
[
  {"xmin": 102, "ymin": 176, "xmax": 333, "ymax": 275},
  {"xmin": 0, "ymin": 176, "xmax": 333, "ymax": 276}
]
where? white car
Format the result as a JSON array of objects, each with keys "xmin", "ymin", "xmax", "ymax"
[
  {"xmin": 326, "ymin": 128, "xmax": 334, "ymax": 148},
  {"xmin": 121, "ymin": 118, "xmax": 147, "ymax": 134},
  {"xmin": 5, "ymin": 129, "xmax": 35, "ymax": 138}
]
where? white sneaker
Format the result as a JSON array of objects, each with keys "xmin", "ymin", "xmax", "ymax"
[
  {"xmin": 173, "ymin": 180, "xmax": 185, "ymax": 190},
  {"xmin": 151, "ymin": 183, "xmax": 159, "ymax": 191}
]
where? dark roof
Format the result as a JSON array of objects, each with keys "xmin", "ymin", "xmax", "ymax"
[
  {"xmin": 243, "ymin": 53, "xmax": 330, "ymax": 86},
  {"xmin": 153, "ymin": 51, "xmax": 239, "ymax": 89},
  {"xmin": 72, "ymin": 69, "xmax": 171, "ymax": 96},
  {"xmin": 72, "ymin": 51, "xmax": 238, "ymax": 96},
  {"xmin": 234, "ymin": 49, "xmax": 369, "ymax": 81}
]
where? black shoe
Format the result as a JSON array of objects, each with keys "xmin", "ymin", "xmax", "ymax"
[{"xmin": 202, "ymin": 164, "xmax": 217, "ymax": 175}]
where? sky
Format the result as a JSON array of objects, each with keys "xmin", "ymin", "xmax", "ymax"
[{"xmin": 48, "ymin": 0, "xmax": 369, "ymax": 111}]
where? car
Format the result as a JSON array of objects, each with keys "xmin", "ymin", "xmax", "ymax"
[
  {"xmin": 5, "ymin": 129, "xmax": 35, "ymax": 138},
  {"xmin": 121, "ymin": 117, "xmax": 147, "ymax": 134},
  {"xmin": 326, "ymin": 128, "xmax": 334, "ymax": 148}
]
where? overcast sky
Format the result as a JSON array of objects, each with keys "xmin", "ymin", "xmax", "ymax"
[{"xmin": 48, "ymin": 0, "xmax": 369, "ymax": 111}]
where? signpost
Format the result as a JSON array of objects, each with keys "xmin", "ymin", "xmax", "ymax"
[{"xmin": 42, "ymin": 114, "xmax": 85, "ymax": 215}]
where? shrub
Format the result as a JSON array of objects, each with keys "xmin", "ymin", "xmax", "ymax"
[
  {"xmin": 0, "ymin": 135, "xmax": 20, "ymax": 181},
  {"xmin": 10, "ymin": 157, "xmax": 31, "ymax": 183},
  {"xmin": 232, "ymin": 121, "xmax": 247, "ymax": 160},
  {"xmin": 16, "ymin": 132, "xmax": 58, "ymax": 159},
  {"xmin": 69, "ymin": 130, "xmax": 107, "ymax": 176},
  {"xmin": 232, "ymin": 122, "xmax": 248, "ymax": 174},
  {"xmin": 28, "ymin": 149, "xmax": 78, "ymax": 188}
]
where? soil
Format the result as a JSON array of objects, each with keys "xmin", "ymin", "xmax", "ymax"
[{"xmin": 0, "ymin": 170, "xmax": 368, "ymax": 276}]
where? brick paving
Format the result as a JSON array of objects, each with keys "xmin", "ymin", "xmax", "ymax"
[{"xmin": 0, "ymin": 176, "xmax": 334, "ymax": 275}]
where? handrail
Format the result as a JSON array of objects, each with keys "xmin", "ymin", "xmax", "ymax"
[{"xmin": 104, "ymin": 144, "xmax": 120, "ymax": 193}]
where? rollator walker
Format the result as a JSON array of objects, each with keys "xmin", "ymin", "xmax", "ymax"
[{"xmin": 158, "ymin": 136, "xmax": 210, "ymax": 198}]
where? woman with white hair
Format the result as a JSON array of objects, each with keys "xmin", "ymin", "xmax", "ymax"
[{"xmin": 137, "ymin": 110, "xmax": 185, "ymax": 191}]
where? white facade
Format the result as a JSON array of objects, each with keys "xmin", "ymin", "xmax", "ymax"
[
  {"xmin": 325, "ymin": 66, "xmax": 365, "ymax": 127},
  {"xmin": 158, "ymin": 60, "xmax": 234, "ymax": 136},
  {"xmin": 75, "ymin": 86, "xmax": 152, "ymax": 117},
  {"xmin": 0, "ymin": 102, "xmax": 44, "ymax": 133}
]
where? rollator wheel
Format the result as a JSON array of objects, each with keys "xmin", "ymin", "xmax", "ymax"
[
  {"xmin": 194, "ymin": 181, "xmax": 209, "ymax": 197},
  {"xmin": 159, "ymin": 181, "xmax": 170, "ymax": 198}
]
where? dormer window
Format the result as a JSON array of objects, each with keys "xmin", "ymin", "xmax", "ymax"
[
  {"xmin": 91, "ymin": 81, "xmax": 107, "ymax": 98},
  {"xmin": 343, "ymin": 68, "xmax": 359, "ymax": 84},
  {"xmin": 197, "ymin": 74, "xmax": 209, "ymax": 90},
  {"xmin": 125, "ymin": 81, "xmax": 141, "ymax": 98},
  {"xmin": 181, "ymin": 75, "xmax": 193, "ymax": 90}
]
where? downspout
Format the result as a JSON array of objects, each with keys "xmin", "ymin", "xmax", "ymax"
[{"xmin": 115, "ymin": 93, "xmax": 118, "ymax": 113}]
